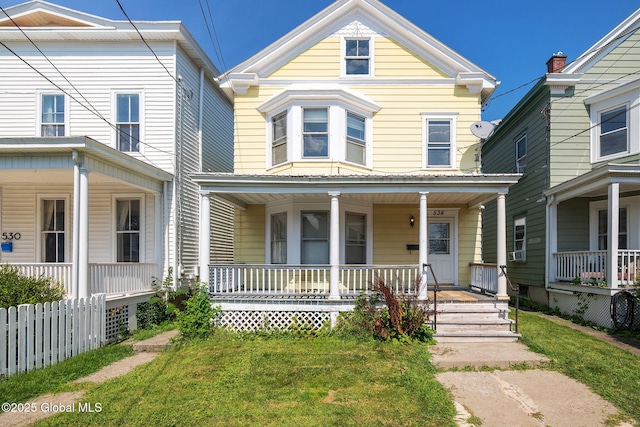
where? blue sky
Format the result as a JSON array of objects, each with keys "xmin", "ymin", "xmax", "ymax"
[{"xmin": 2, "ymin": 0, "xmax": 638, "ymax": 121}]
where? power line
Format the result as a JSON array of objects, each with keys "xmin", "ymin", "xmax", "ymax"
[{"xmin": 199, "ymin": 0, "xmax": 228, "ymax": 74}]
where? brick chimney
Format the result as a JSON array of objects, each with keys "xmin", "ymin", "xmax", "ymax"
[{"xmin": 546, "ymin": 52, "xmax": 567, "ymax": 73}]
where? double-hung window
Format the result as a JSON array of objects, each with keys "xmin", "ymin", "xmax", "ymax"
[
  {"xmin": 515, "ymin": 134, "xmax": 527, "ymax": 174},
  {"xmin": 346, "ymin": 112, "xmax": 366, "ymax": 165},
  {"xmin": 301, "ymin": 212, "xmax": 329, "ymax": 264},
  {"xmin": 345, "ymin": 39, "xmax": 370, "ymax": 75},
  {"xmin": 272, "ymin": 111, "xmax": 287, "ymax": 165},
  {"xmin": 423, "ymin": 114, "xmax": 457, "ymax": 168},
  {"xmin": 41, "ymin": 199, "xmax": 65, "ymax": 262},
  {"xmin": 41, "ymin": 94, "xmax": 65, "ymax": 137},
  {"xmin": 116, "ymin": 93, "xmax": 140, "ymax": 152},
  {"xmin": 599, "ymin": 106, "xmax": 628, "ymax": 158},
  {"xmin": 303, "ymin": 108, "xmax": 329, "ymax": 158},
  {"xmin": 116, "ymin": 199, "xmax": 140, "ymax": 262},
  {"xmin": 598, "ymin": 208, "xmax": 627, "ymax": 250},
  {"xmin": 514, "ymin": 217, "xmax": 526, "ymax": 253}
]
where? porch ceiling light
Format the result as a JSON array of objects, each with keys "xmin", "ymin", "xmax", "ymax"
[{"xmin": 410, "ymin": 215, "xmax": 415, "ymax": 228}]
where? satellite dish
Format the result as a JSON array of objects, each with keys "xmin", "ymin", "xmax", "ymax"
[{"xmin": 470, "ymin": 121, "xmax": 496, "ymax": 139}]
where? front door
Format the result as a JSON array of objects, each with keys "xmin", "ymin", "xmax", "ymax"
[{"xmin": 428, "ymin": 218, "xmax": 456, "ymax": 284}]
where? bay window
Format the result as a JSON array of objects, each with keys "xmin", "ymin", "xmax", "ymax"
[
  {"xmin": 272, "ymin": 111, "xmax": 287, "ymax": 165},
  {"xmin": 303, "ymin": 108, "xmax": 329, "ymax": 157},
  {"xmin": 346, "ymin": 112, "xmax": 366, "ymax": 165}
]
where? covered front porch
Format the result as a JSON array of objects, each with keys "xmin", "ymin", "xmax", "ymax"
[
  {"xmin": 546, "ymin": 164, "xmax": 640, "ymax": 328},
  {"xmin": 194, "ymin": 173, "xmax": 520, "ymax": 303},
  {"xmin": 0, "ymin": 137, "xmax": 173, "ymax": 299}
]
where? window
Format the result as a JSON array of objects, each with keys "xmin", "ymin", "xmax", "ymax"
[
  {"xmin": 346, "ymin": 112, "xmax": 366, "ymax": 165},
  {"xmin": 272, "ymin": 112, "xmax": 287, "ymax": 166},
  {"xmin": 422, "ymin": 113, "xmax": 457, "ymax": 169},
  {"xmin": 303, "ymin": 108, "xmax": 329, "ymax": 157},
  {"xmin": 41, "ymin": 94, "xmax": 65, "ymax": 137},
  {"xmin": 599, "ymin": 106, "xmax": 627, "ymax": 158},
  {"xmin": 598, "ymin": 208, "xmax": 627, "ymax": 250},
  {"xmin": 116, "ymin": 199, "xmax": 140, "ymax": 262},
  {"xmin": 515, "ymin": 134, "xmax": 527, "ymax": 173},
  {"xmin": 41, "ymin": 199, "xmax": 65, "ymax": 262},
  {"xmin": 301, "ymin": 212, "xmax": 329, "ymax": 264},
  {"xmin": 514, "ymin": 217, "xmax": 526, "ymax": 253},
  {"xmin": 427, "ymin": 120, "xmax": 451, "ymax": 167},
  {"xmin": 429, "ymin": 223, "xmax": 450, "ymax": 255},
  {"xmin": 270, "ymin": 212, "xmax": 287, "ymax": 264},
  {"xmin": 345, "ymin": 213, "xmax": 366, "ymax": 264},
  {"xmin": 345, "ymin": 39, "xmax": 370, "ymax": 75},
  {"xmin": 116, "ymin": 93, "xmax": 140, "ymax": 152}
]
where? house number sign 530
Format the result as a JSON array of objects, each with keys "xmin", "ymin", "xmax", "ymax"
[{"xmin": 2, "ymin": 232, "xmax": 21, "ymax": 241}]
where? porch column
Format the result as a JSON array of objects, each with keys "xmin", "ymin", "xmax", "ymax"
[
  {"xmin": 496, "ymin": 193, "xmax": 508, "ymax": 300},
  {"xmin": 608, "ymin": 183, "xmax": 619, "ymax": 289},
  {"xmin": 72, "ymin": 152, "xmax": 81, "ymax": 299},
  {"xmin": 199, "ymin": 193, "xmax": 211, "ymax": 285},
  {"xmin": 78, "ymin": 167, "xmax": 90, "ymax": 299},
  {"xmin": 546, "ymin": 196, "xmax": 558, "ymax": 286},
  {"xmin": 418, "ymin": 192, "xmax": 428, "ymax": 299},
  {"xmin": 329, "ymin": 192, "xmax": 341, "ymax": 300}
]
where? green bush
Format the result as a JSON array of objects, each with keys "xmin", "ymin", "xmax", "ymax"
[
  {"xmin": 176, "ymin": 286, "xmax": 219, "ymax": 339},
  {"xmin": 0, "ymin": 264, "xmax": 65, "ymax": 309}
]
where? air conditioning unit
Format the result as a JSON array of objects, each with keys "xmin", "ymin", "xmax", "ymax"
[{"xmin": 508, "ymin": 251, "xmax": 526, "ymax": 262}]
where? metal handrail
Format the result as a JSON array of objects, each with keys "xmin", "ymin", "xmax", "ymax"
[
  {"xmin": 499, "ymin": 264, "xmax": 519, "ymax": 333},
  {"xmin": 424, "ymin": 263, "xmax": 441, "ymax": 331}
]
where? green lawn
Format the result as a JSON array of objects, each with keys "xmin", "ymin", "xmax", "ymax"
[
  {"xmin": 37, "ymin": 333, "xmax": 456, "ymax": 427},
  {"xmin": 517, "ymin": 310, "xmax": 640, "ymax": 423}
]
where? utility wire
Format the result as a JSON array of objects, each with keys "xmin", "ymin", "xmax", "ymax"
[{"xmin": 200, "ymin": 0, "xmax": 228, "ymax": 74}]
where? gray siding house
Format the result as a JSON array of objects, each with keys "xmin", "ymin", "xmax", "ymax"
[
  {"xmin": 0, "ymin": 1, "xmax": 234, "ymax": 332},
  {"xmin": 482, "ymin": 8, "xmax": 640, "ymax": 328}
]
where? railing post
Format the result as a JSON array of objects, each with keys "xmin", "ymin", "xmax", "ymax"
[{"xmin": 500, "ymin": 265, "xmax": 518, "ymax": 334}]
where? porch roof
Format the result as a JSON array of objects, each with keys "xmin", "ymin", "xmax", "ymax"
[
  {"xmin": 192, "ymin": 172, "xmax": 520, "ymax": 209},
  {"xmin": 0, "ymin": 136, "xmax": 173, "ymax": 193},
  {"xmin": 544, "ymin": 163, "xmax": 640, "ymax": 203}
]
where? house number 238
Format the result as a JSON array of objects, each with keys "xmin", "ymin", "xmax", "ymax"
[{"xmin": 2, "ymin": 232, "xmax": 21, "ymax": 241}]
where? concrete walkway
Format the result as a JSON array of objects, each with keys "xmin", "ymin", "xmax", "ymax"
[
  {"xmin": 0, "ymin": 330, "xmax": 178, "ymax": 427},
  {"xmin": 428, "ymin": 317, "xmax": 639, "ymax": 427}
]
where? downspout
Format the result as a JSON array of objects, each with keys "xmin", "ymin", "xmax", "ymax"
[
  {"xmin": 164, "ymin": 180, "xmax": 170, "ymax": 284},
  {"xmin": 198, "ymin": 68, "xmax": 204, "ymax": 172},
  {"xmin": 545, "ymin": 194, "xmax": 556, "ymax": 291}
]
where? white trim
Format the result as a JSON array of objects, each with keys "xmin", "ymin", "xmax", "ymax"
[
  {"xmin": 111, "ymin": 194, "xmax": 146, "ymax": 263},
  {"xmin": 110, "ymin": 89, "xmax": 145, "ymax": 155},
  {"xmin": 36, "ymin": 194, "xmax": 70, "ymax": 263},
  {"xmin": 421, "ymin": 112, "xmax": 458, "ymax": 170},
  {"xmin": 589, "ymin": 198, "xmax": 634, "ymax": 251},
  {"xmin": 36, "ymin": 91, "xmax": 69, "ymax": 137}
]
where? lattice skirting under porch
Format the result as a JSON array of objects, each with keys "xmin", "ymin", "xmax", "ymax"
[
  {"xmin": 215, "ymin": 310, "xmax": 332, "ymax": 332},
  {"xmin": 549, "ymin": 289, "xmax": 640, "ymax": 329},
  {"xmin": 105, "ymin": 304, "xmax": 130, "ymax": 342}
]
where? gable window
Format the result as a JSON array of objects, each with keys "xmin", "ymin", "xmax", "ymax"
[
  {"xmin": 41, "ymin": 94, "xmax": 65, "ymax": 137},
  {"xmin": 303, "ymin": 108, "xmax": 329, "ymax": 157},
  {"xmin": 41, "ymin": 199, "xmax": 65, "ymax": 262},
  {"xmin": 515, "ymin": 134, "xmax": 527, "ymax": 173},
  {"xmin": 270, "ymin": 212, "xmax": 287, "ymax": 264},
  {"xmin": 597, "ymin": 208, "xmax": 627, "ymax": 250},
  {"xmin": 345, "ymin": 39, "xmax": 370, "ymax": 75},
  {"xmin": 422, "ymin": 113, "xmax": 457, "ymax": 168},
  {"xmin": 116, "ymin": 199, "xmax": 140, "ymax": 262},
  {"xmin": 346, "ymin": 112, "xmax": 366, "ymax": 165},
  {"xmin": 116, "ymin": 93, "xmax": 140, "ymax": 152},
  {"xmin": 272, "ymin": 111, "xmax": 287, "ymax": 166},
  {"xmin": 345, "ymin": 212, "xmax": 366, "ymax": 264},
  {"xmin": 599, "ymin": 106, "xmax": 627, "ymax": 158},
  {"xmin": 301, "ymin": 212, "xmax": 329, "ymax": 264}
]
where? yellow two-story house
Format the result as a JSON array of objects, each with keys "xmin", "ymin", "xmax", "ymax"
[{"xmin": 194, "ymin": 0, "xmax": 520, "ymax": 333}]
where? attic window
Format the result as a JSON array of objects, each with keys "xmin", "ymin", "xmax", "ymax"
[{"xmin": 345, "ymin": 39, "xmax": 370, "ymax": 75}]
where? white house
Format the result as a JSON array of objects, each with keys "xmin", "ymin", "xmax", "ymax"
[{"xmin": 0, "ymin": 1, "xmax": 234, "ymax": 336}]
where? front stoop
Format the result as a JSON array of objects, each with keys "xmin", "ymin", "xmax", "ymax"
[{"xmin": 433, "ymin": 301, "xmax": 521, "ymax": 343}]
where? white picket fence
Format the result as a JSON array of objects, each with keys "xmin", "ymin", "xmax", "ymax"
[{"xmin": 0, "ymin": 294, "xmax": 106, "ymax": 378}]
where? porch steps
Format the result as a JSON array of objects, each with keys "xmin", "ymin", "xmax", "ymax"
[{"xmin": 433, "ymin": 301, "xmax": 520, "ymax": 343}]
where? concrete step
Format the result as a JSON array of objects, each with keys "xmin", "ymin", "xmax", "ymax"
[
  {"xmin": 433, "ymin": 330, "xmax": 521, "ymax": 343},
  {"xmin": 435, "ymin": 319, "xmax": 515, "ymax": 333}
]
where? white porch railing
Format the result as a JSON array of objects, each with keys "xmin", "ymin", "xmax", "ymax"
[
  {"xmin": 553, "ymin": 250, "xmax": 640, "ymax": 286},
  {"xmin": 209, "ymin": 264, "xmax": 421, "ymax": 295},
  {"xmin": 89, "ymin": 263, "xmax": 157, "ymax": 295},
  {"xmin": 469, "ymin": 262, "xmax": 498, "ymax": 294},
  {"xmin": 13, "ymin": 263, "xmax": 72, "ymax": 296}
]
